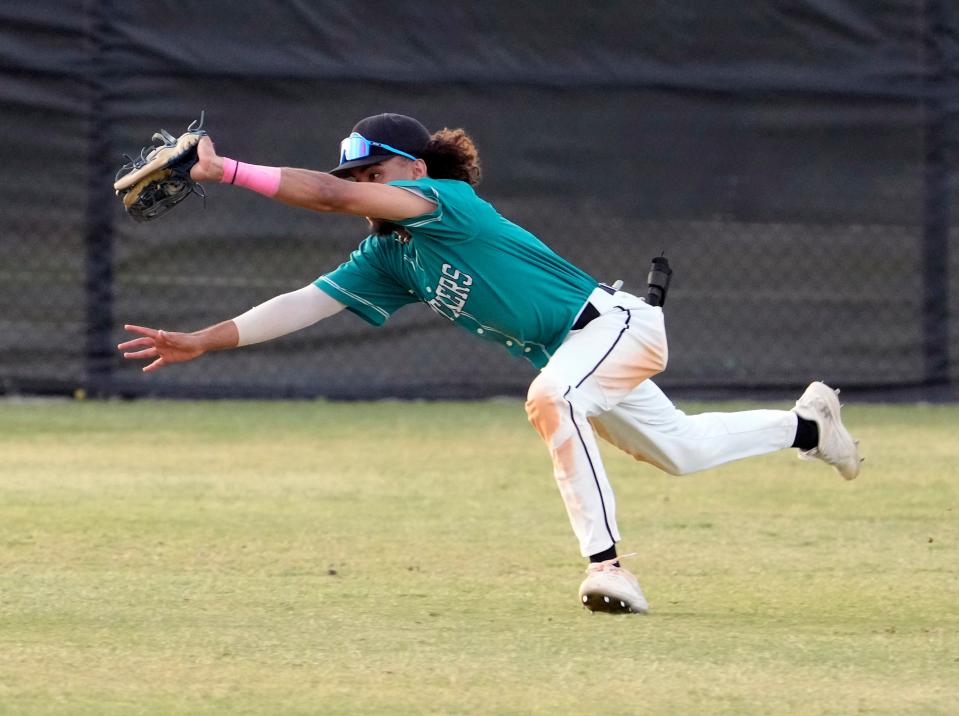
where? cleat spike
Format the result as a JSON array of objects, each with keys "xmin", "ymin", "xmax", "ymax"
[{"xmin": 579, "ymin": 561, "xmax": 648, "ymax": 614}]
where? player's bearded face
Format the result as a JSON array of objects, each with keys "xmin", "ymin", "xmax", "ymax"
[
  {"xmin": 350, "ymin": 157, "xmax": 420, "ymax": 241},
  {"xmin": 348, "ymin": 156, "xmax": 417, "ymax": 185}
]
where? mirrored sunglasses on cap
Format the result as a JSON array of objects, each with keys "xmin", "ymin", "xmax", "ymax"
[{"xmin": 338, "ymin": 132, "xmax": 418, "ymax": 165}]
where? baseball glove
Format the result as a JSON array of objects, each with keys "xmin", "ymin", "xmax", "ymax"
[{"xmin": 114, "ymin": 112, "xmax": 207, "ymax": 222}]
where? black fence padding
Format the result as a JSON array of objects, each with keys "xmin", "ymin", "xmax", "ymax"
[{"xmin": 0, "ymin": 2, "xmax": 956, "ymax": 399}]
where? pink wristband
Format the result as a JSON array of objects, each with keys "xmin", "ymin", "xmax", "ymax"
[{"xmin": 219, "ymin": 157, "xmax": 282, "ymax": 197}]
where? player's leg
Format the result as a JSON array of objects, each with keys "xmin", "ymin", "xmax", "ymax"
[
  {"xmin": 526, "ymin": 370, "xmax": 623, "ymax": 557},
  {"xmin": 526, "ymin": 298, "xmax": 667, "ymax": 556},
  {"xmin": 590, "ymin": 380, "xmax": 796, "ymax": 475},
  {"xmin": 590, "ymin": 379, "xmax": 860, "ymax": 480},
  {"xmin": 525, "ymin": 293, "xmax": 666, "ymax": 613}
]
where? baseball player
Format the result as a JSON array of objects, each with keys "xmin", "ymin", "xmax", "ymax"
[{"xmin": 117, "ymin": 113, "xmax": 861, "ymax": 614}]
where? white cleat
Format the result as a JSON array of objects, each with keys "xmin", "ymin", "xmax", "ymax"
[
  {"xmin": 792, "ymin": 381, "xmax": 862, "ymax": 480},
  {"xmin": 578, "ymin": 560, "xmax": 648, "ymax": 614}
]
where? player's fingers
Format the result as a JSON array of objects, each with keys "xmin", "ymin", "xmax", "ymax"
[
  {"xmin": 142, "ymin": 357, "xmax": 166, "ymax": 373},
  {"xmin": 124, "ymin": 324, "xmax": 159, "ymax": 338},
  {"xmin": 123, "ymin": 347, "xmax": 158, "ymax": 360},
  {"xmin": 117, "ymin": 337, "xmax": 154, "ymax": 351}
]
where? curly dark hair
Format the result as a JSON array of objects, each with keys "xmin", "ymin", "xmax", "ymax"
[{"xmin": 419, "ymin": 128, "xmax": 482, "ymax": 186}]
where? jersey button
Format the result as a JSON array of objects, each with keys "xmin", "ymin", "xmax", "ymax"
[
  {"xmin": 524, "ymin": 347, "xmax": 531, "ymax": 353},
  {"xmin": 476, "ymin": 328, "xmax": 484, "ymax": 334},
  {"xmin": 506, "ymin": 340, "xmax": 513, "ymax": 346}
]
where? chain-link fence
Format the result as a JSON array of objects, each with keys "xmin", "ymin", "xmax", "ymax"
[{"xmin": 1, "ymin": 1, "xmax": 956, "ymax": 399}]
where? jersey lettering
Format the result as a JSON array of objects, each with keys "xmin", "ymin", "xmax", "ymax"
[
  {"xmin": 427, "ymin": 263, "xmax": 474, "ymax": 320},
  {"xmin": 441, "ymin": 264, "xmax": 473, "ymax": 286}
]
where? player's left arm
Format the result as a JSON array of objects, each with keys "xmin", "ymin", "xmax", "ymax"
[
  {"xmin": 278, "ymin": 167, "xmax": 436, "ymax": 220},
  {"xmin": 190, "ymin": 136, "xmax": 435, "ymax": 221}
]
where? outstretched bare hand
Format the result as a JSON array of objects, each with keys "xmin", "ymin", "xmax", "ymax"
[
  {"xmin": 117, "ymin": 325, "xmax": 206, "ymax": 373},
  {"xmin": 190, "ymin": 136, "xmax": 224, "ymax": 183}
]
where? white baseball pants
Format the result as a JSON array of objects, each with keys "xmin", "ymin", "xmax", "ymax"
[{"xmin": 525, "ymin": 287, "xmax": 798, "ymax": 557}]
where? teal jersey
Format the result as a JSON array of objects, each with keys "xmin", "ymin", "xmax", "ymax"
[{"xmin": 315, "ymin": 178, "xmax": 596, "ymax": 368}]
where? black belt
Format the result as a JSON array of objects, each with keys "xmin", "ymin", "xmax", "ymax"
[{"xmin": 571, "ymin": 284, "xmax": 616, "ymax": 331}]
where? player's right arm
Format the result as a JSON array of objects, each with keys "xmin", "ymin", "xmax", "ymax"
[
  {"xmin": 118, "ymin": 284, "xmax": 344, "ymax": 373},
  {"xmin": 190, "ymin": 136, "xmax": 435, "ymax": 220}
]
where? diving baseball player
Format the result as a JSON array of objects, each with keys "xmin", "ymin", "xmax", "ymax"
[{"xmin": 117, "ymin": 113, "xmax": 862, "ymax": 614}]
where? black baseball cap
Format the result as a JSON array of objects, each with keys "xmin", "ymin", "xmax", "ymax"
[{"xmin": 330, "ymin": 113, "xmax": 431, "ymax": 177}]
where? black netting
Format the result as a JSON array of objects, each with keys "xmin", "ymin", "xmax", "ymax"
[{"xmin": 1, "ymin": 1, "xmax": 956, "ymax": 399}]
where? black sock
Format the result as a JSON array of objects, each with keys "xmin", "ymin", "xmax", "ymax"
[
  {"xmin": 589, "ymin": 545, "xmax": 618, "ymax": 567},
  {"xmin": 792, "ymin": 416, "xmax": 819, "ymax": 450}
]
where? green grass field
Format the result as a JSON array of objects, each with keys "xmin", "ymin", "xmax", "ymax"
[{"xmin": 1, "ymin": 398, "xmax": 957, "ymax": 715}]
